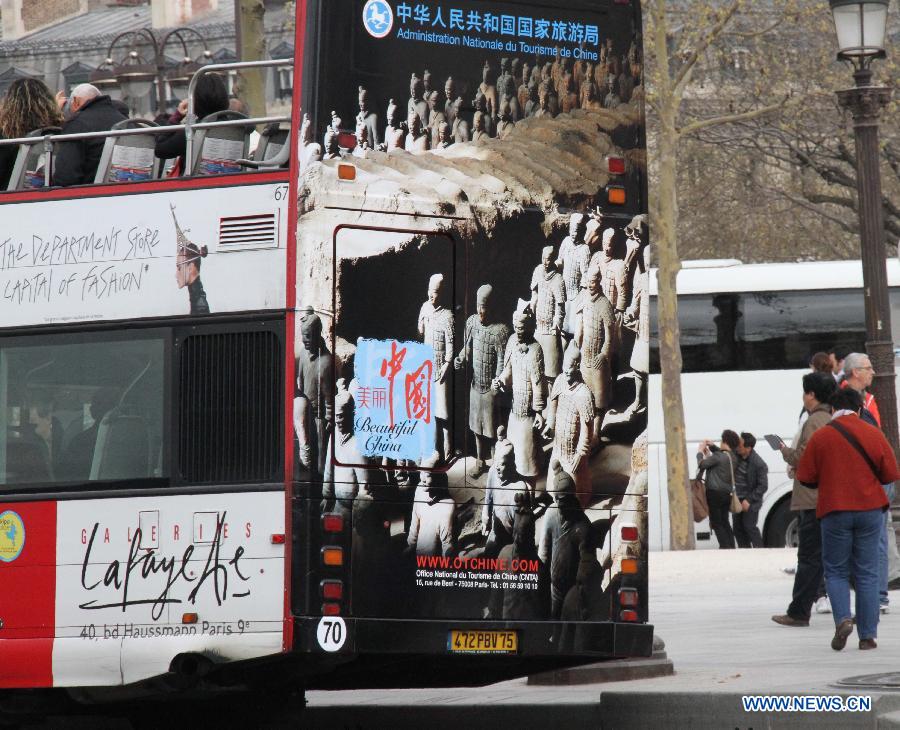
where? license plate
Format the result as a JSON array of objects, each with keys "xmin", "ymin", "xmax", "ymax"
[{"xmin": 448, "ymin": 630, "xmax": 518, "ymax": 654}]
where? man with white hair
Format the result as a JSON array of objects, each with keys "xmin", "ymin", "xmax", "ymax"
[
  {"xmin": 54, "ymin": 83, "xmax": 127, "ymax": 186},
  {"xmin": 841, "ymin": 352, "xmax": 880, "ymax": 427}
]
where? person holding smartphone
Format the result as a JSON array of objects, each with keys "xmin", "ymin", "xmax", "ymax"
[
  {"xmin": 772, "ymin": 371, "xmax": 836, "ymax": 628},
  {"xmin": 696, "ymin": 430, "xmax": 740, "ymax": 549}
]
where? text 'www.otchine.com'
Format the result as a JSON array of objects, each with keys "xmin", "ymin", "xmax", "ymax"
[{"xmin": 742, "ymin": 696, "xmax": 872, "ymax": 713}]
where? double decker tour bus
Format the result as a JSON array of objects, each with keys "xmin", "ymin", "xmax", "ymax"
[{"xmin": 0, "ymin": 0, "xmax": 651, "ymax": 713}]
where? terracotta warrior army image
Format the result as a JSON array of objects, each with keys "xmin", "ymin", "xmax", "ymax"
[
  {"xmin": 418, "ymin": 274, "xmax": 455, "ymax": 462},
  {"xmin": 294, "ymin": 5, "xmax": 649, "ymax": 628},
  {"xmin": 454, "ymin": 284, "xmax": 511, "ymax": 478}
]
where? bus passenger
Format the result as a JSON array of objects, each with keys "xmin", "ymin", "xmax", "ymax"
[
  {"xmin": 154, "ymin": 73, "xmax": 229, "ymax": 173},
  {"xmin": 696, "ymin": 431, "xmax": 740, "ymax": 549},
  {"xmin": 58, "ymin": 388, "xmax": 119, "ymax": 482},
  {"xmin": 0, "ymin": 78, "xmax": 64, "ymax": 188},
  {"xmin": 53, "ymin": 84, "xmax": 126, "ymax": 187}
]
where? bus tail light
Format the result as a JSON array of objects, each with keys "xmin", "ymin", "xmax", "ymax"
[
  {"xmin": 270, "ymin": 533, "xmax": 286, "ymax": 545},
  {"xmin": 322, "ymin": 514, "xmax": 344, "ymax": 533},
  {"xmin": 607, "ymin": 187, "xmax": 626, "ymax": 205},
  {"xmin": 619, "ymin": 609, "xmax": 639, "ymax": 622},
  {"xmin": 321, "ymin": 580, "xmax": 343, "ymax": 601},
  {"xmin": 321, "ymin": 547, "xmax": 344, "ymax": 567},
  {"xmin": 621, "ymin": 524, "xmax": 638, "ymax": 542},
  {"xmin": 621, "ymin": 558, "xmax": 639, "ymax": 574},
  {"xmin": 618, "ymin": 588, "xmax": 639, "ymax": 608},
  {"xmin": 322, "ymin": 603, "xmax": 341, "ymax": 616},
  {"xmin": 182, "ymin": 613, "xmax": 198, "ymax": 624},
  {"xmin": 608, "ymin": 157, "xmax": 626, "ymax": 174},
  {"xmin": 338, "ymin": 163, "xmax": 357, "ymax": 181}
]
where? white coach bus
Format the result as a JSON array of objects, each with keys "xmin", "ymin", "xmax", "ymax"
[{"xmin": 648, "ymin": 258, "xmax": 900, "ymax": 550}]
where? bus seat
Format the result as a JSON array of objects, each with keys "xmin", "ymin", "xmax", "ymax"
[
  {"xmin": 93, "ymin": 119, "xmax": 160, "ymax": 184},
  {"xmin": 89, "ymin": 412, "xmax": 150, "ymax": 481},
  {"xmin": 190, "ymin": 110, "xmax": 250, "ymax": 176},
  {"xmin": 6, "ymin": 127, "xmax": 61, "ymax": 191},
  {"xmin": 238, "ymin": 125, "xmax": 290, "ymax": 170}
]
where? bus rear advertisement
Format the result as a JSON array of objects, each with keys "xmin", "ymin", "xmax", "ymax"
[{"xmin": 0, "ymin": 0, "xmax": 652, "ymax": 706}]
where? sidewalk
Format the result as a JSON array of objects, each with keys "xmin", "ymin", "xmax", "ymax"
[{"xmin": 305, "ymin": 548, "xmax": 900, "ymax": 728}]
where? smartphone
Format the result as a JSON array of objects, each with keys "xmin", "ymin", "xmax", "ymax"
[{"xmin": 763, "ymin": 434, "xmax": 785, "ymax": 450}]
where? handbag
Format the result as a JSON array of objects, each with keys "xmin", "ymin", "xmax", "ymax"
[
  {"xmin": 727, "ymin": 451, "xmax": 743, "ymax": 514},
  {"xmin": 690, "ymin": 468, "xmax": 709, "ymax": 522}
]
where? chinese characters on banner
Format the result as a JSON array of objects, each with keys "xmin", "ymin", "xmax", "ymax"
[
  {"xmin": 394, "ymin": 3, "xmax": 600, "ymax": 45},
  {"xmin": 354, "ymin": 338, "xmax": 437, "ymax": 461}
]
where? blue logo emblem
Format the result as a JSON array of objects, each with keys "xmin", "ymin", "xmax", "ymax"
[{"xmin": 363, "ymin": 0, "xmax": 393, "ymax": 39}]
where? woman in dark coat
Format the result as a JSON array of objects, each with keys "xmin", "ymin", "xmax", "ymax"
[
  {"xmin": 697, "ymin": 429, "xmax": 740, "ymax": 549},
  {"xmin": 154, "ymin": 73, "xmax": 229, "ymax": 169},
  {"xmin": 0, "ymin": 78, "xmax": 64, "ymax": 188}
]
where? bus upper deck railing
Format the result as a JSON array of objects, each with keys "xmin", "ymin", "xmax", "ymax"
[{"xmin": 0, "ymin": 58, "xmax": 293, "ymax": 189}]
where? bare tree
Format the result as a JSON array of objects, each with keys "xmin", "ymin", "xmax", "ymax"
[
  {"xmin": 234, "ymin": 0, "xmax": 267, "ymax": 120},
  {"xmin": 646, "ymin": 0, "xmax": 794, "ymax": 549}
]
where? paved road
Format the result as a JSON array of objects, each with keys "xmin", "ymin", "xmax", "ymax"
[{"xmin": 304, "ymin": 548, "xmax": 900, "ymax": 728}]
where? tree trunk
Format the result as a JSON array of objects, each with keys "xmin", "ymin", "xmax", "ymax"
[
  {"xmin": 654, "ymin": 112, "xmax": 694, "ymax": 551},
  {"xmin": 235, "ymin": 0, "xmax": 267, "ymax": 121}
]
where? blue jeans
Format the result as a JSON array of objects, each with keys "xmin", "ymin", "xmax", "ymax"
[
  {"xmin": 821, "ymin": 509, "xmax": 883, "ymax": 640},
  {"xmin": 880, "ymin": 483, "xmax": 895, "ymax": 605}
]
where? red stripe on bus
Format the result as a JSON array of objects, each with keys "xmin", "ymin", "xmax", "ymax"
[{"xmin": 0, "ymin": 501, "xmax": 57, "ymax": 687}]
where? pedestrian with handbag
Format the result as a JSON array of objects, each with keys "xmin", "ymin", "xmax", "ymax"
[
  {"xmin": 696, "ymin": 430, "xmax": 740, "ymax": 549},
  {"xmin": 796, "ymin": 387, "xmax": 900, "ymax": 651}
]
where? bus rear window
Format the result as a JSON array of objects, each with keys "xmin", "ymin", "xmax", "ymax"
[{"xmin": 0, "ymin": 333, "xmax": 166, "ymax": 489}]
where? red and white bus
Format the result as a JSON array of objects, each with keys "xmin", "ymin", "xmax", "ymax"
[{"xmin": 0, "ymin": 0, "xmax": 651, "ymax": 712}]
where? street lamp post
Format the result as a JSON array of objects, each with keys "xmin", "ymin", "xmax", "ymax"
[
  {"xmin": 828, "ymin": 0, "xmax": 897, "ymax": 453},
  {"xmin": 90, "ymin": 27, "xmax": 210, "ymax": 116}
]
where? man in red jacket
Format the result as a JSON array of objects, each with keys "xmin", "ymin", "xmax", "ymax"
[{"xmin": 797, "ymin": 388, "xmax": 900, "ymax": 651}]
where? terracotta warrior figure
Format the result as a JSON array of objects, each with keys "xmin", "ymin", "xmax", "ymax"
[
  {"xmin": 454, "ymin": 284, "xmax": 511, "ymax": 477},
  {"xmin": 534, "ymin": 81, "xmax": 553, "ymax": 119},
  {"xmin": 384, "ymin": 99, "xmax": 406, "ymax": 151},
  {"xmin": 473, "ymin": 89, "xmax": 494, "ymax": 137},
  {"xmin": 478, "ymin": 60, "xmax": 498, "ymax": 122},
  {"xmin": 518, "ymin": 61, "xmax": 532, "ymax": 113},
  {"xmin": 408, "ymin": 73, "xmax": 429, "ymax": 128},
  {"xmin": 557, "ymin": 213, "xmax": 590, "ymax": 335},
  {"xmin": 525, "ymin": 81, "xmax": 540, "ymax": 118},
  {"xmin": 575, "ymin": 259, "xmax": 615, "ymax": 438},
  {"xmin": 418, "ymin": 274, "xmax": 455, "ymax": 461},
  {"xmin": 543, "ymin": 342, "xmax": 595, "ymax": 506},
  {"xmin": 497, "ymin": 58, "xmax": 520, "ymax": 121},
  {"xmin": 355, "ymin": 85, "xmax": 380, "ymax": 149},
  {"xmin": 451, "ymin": 96, "xmax": 470, "ymax": 143},
  {"xmin": 471, "ymin": 111, "xmax": 489, "ymax": 143},
  {"xmin": 530, "ymin": 245, "xmax": 565, "ymax": 381},
  {"xmin": 580, "ymin": 74, "xmax": 602, "ymax": 111},
  {"xmin": 422, "ymin": 69, "xmax": 434, "ymax": 96},
  {"xmin": 323, "ymin": 122, "xmax": 341, "ymax": 160},
  {"xmin": 425, "ymin": 90, "xmax": 445, "ymax": 149},
  {"xmin": 482, "ymin": 432, "xmax": 531, "ymax": 557},
  {"xmin": 436, "ymin": 121, "xmax": 452, "ymax": 149},
  {"xmin": 496, "ymin": 99, "xmax": 515, "ymax": 140},
  {"xmin": 405, "ymin": 109, "xmax": 430, "ymax": 154},
  {"xmin": 353, "ymin": 120, "xmax": 372, "ymax": 157},
  {"xmin": 493, "ymin": 302, "xmax": 546, "ymax": 484},
  {"xmin": 443, "ymin": 76, "xmax": 458, "ymax": 128},
  {"xmin": 322, "ymin": 388, "xmax": 369, "ymax": 517},
  {"xmin": 623, "ymin": 245, "xmax": 649, "ymax": 417},
  {"xmin": 294, "ymin": 307, "xmax": 335, "ymax": 477},
  {"xmin": 559, "ymin": 70, "xmax": 578, "ymax": 114},
  {"xmin": 299, "ymin": 112, "xmax": 322, "ymax": 172}
]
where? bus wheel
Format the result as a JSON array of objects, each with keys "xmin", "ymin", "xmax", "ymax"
[{"xmin": 765, "ymin": 500, "xmax": 799, "ymax": 548}]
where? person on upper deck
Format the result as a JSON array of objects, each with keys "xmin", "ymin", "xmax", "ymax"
[
  {"xmin": 0, "ymin": 78, "xmax": 64, "ymax": 189},
  {"xmin": 53, "ymin": 84, "xmax": 127, "ymax": 187},
  {"xmin": 154, "ymin": 74, "xmax": 229, "ymax": 172}
]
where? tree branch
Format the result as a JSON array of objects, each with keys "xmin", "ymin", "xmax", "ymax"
[
  {"xmin": 672, "ymin": 0, "xmax": 743, "ymax": 94},
  {"xmin": 678, "ymin": 99, "xmax": 787, "ymax": 137}
]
